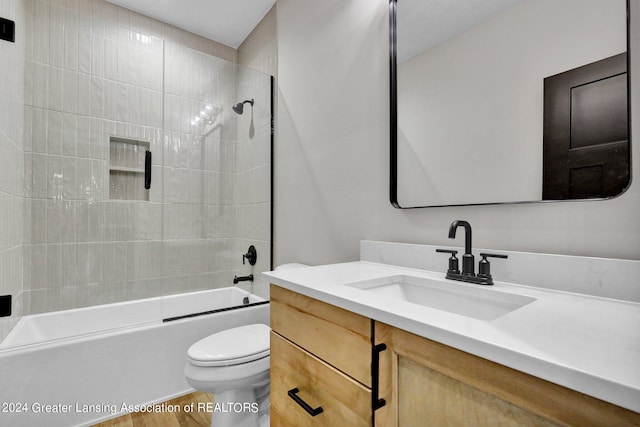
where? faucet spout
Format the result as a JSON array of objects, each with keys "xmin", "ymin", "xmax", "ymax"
[
  {"xmin": 448, "ymin": 220, "xmax": 472, "ymax": 255},
  {"xmin": 448, "ymin": 220, "xmax": 474, "ymax": 275}
]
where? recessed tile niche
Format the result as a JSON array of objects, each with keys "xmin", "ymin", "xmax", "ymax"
[{"xmin": 109, "ymin": 137, "xmax": 151, "ymax": 201}]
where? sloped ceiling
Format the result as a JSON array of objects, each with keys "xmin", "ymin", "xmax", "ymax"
[{"xmin": 106, "ymin": 0, "xmax": 276, "ymax": 48}]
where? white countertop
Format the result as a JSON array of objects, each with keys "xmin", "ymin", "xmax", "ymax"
[{"xmin": 264, "ymin": 261, "xmax": 640, "ymax": 413}]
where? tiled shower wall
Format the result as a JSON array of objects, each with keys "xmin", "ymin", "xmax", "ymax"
[
  {"xmin": 162, "ymin": 49, "xmax": 272, "ymax": 298},
  {"xmin": 0, "ymin": 0, "xmax": 25, "ymax": 341},
  {"xmin": 20, "ymin": 0, "xmax": 272, "ymax": 316}
]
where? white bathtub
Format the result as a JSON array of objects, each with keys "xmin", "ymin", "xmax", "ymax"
[{"xmin": 0, "ymin": 287, "xmax": 269, "ymax": 427}]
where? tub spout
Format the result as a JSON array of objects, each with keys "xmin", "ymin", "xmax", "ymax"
[{"xmin": 233, "ymin": 274, "xmax": 254, "ymax": 284}]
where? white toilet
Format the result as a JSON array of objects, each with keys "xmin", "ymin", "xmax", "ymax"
[{"xmin": 184, "ymin": 323, "xmax": 271, "ymax": 427}]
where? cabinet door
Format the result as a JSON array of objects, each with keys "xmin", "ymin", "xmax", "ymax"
[
  {"xmin": 374, "ymin": 322, "xmax": 640, "ymax": 427},
  {"xmin": 271, "ymin": 332, "xmax": 371, "ymax": 427}
]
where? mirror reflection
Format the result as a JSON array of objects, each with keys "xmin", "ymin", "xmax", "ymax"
[{"xmin": 392, "ymin": 0, "xmax": 629, "ymax": 207}]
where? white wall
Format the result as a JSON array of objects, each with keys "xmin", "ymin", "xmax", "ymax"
[{"xmin": 275, "ymin": 0, "xmax": 640, "ymax": 267}]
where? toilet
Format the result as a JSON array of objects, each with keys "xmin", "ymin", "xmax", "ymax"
[{"xmin": 184, "ymin": 323, "xmax": 271, "ymax": 427}]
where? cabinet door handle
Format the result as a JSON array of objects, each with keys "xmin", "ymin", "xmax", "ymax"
[
  {"xmin": 287, "ymin": 387, "xmax": 323, "ymax": 417},
  {"xmin": 372, "ymin": 343, "xmax": 387, "ymax": 410}
]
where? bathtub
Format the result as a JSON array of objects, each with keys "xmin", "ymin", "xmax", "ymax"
[{"xmin": 0, "ymin": 287, "xmax": 269, "ymax": 427}]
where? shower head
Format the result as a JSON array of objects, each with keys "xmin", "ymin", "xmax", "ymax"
[{"xmin": 232, "ymin": 99, "xmax": 254, "ymax": 115}]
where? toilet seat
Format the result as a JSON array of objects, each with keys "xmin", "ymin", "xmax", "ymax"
[{"xmin": 187, "ymin": 324, "xmax": 271, "ymax": 367}]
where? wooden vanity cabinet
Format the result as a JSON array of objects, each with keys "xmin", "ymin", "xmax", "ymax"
[
  {"xmin": 374, "ymin": 322, "xmax": 640, "ymax": 427},
  {"xmin": 270, "ymin": 286, "xmax": 640, "ymax": 427},
  {"xmin": 270, "ymin": 285, "xmax": 373, "ymax": 426}
]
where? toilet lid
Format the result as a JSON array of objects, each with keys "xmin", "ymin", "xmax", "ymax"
[{"xmin": 187, "ymin": 324, "xmax": 271, "ymax": 367}]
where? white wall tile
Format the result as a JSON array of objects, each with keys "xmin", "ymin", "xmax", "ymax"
[
  {"xmin": 31, "ymin": 199, "xmax": 47, "ymax": 243},
  {"xmin": 130, "ymin": 11, "xmax": 151, "ymax": 35},
  {"xmin": 47, "ymin": 244, "xmax": 63, "ymax": 288},
  {"xmin": 77, "ymin": 73, "xmax": 92, "ymax": 115},
  {"xmin": 104, "ymin": 38, "xmax": 117, "ymax": 80},
  {"xmin": 91, "ymin": 35, "xmax": 104, "ymax": 77},
  {"xmin": 76, "ymin": 242, "xmax": 89, "ymax": 285},
  {"xmin": 24, "ymin": 60, "xmax": 34, "ymax": 107},
  {"xmin": 75, "ymin": 201, "xmax": 90, "ymax": 242},
  {"xmin": 62, "ymin": 113, "xmax": 77, "ymax": 156},
  {"xmin": 24, "ymin": 0, "xmax": 35, "ymax": 62},
  {"xmin": 90, "ymin": 76, "xmax": 104, "ymax": 117},
  {"xmin": 24, "ymin": 107, "xmax": 33, "ymax": 152},
  {"xmin": 76, "ymin": 116, "xmax": 91, "ymax": 158},
  {"xmin": 64, "ymin": 8, "xmax": 79, "ymax": 71},
  {"xmin": 32, "ymin": 62, "xmax": 49, "ymax": 108},
  {"xmin": 78, "ymin": 31, "xmax": 91, "ymax": 74},
  {"xmin": 76, "ymin": 157, "xmax": 91, "ymax": 199},
  {"xmin": 33, "ymin": 0, "xmax": 51, "ymax": 64},
  {"xmin": 30, "ymin": 244, "xmax": 48, "ymax": 289},
  {"xmin": 88, "ymin": 242, "xmax": 104, "ymax": 284},
  {"xmin": 62, "ymin": 69, "xmax": 77, "ymax": 113},
  {"xmin": 62, "ymin": 243, "xmax": 78, "ymax": 286},
  {"xmin": 47, "ymin": 155, "xmax": 62, "ymax": 199},
  {"xmin": 103, "ymin": 79, "xmax": 116, "ymax": 121},
  {"xmin": 31, "ymin": 153, "xmax": 48, "ymax": 198},
  {"xmin": 61, "ymin": 201, "xmax": 77, "ymax": 243},
  {"xmin": 32, "ymin": 107, "xmax": 47, "ymax": 153},
  {"xmin": 92, "ymin": 16, "xmax": 106, "ymax": 38},
  {"xmin": 88, "ymin": 200, "xmax": 104, "ymax": 241},
  {"xmin": 48, "ymin": 66, "xmax": 64, "ymax": 111},
  {"xmin": 129, "ymin": 46, "xmax": 142, "ymax": 88},
  {"xmin": 104, "ymin": 2, "xmax": 118, "ymax": 40},
  {"xmin": 78, "ymin": 10, "xmax": 91, "ymax": 33},
  {"xmin": 49, "ymin": 6, "xmax": 65, "ymax": 68},
  {"xmin": 47, "ymin": 111, "xmax": 62, "ymax": 154}
]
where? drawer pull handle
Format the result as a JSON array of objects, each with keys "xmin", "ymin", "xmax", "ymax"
[
  {"xmin": 287, "ymin": 387, "xmax": 324, "ymax": 417},
  {"xmin": 372, "ymin": 343, "xmax": 387, "ymax": 410}
]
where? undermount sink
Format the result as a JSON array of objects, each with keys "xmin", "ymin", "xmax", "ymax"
[{"xmin": 346, "ymin": 275, "xmax": 536, "ymax": 321}]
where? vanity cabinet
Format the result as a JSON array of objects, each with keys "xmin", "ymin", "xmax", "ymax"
[
  {"xmin": 374, "ymin": 322, "xmax": 640, "ymax": 427},
  {"xmin": 270, "ymin": 285, "xmax": 372, "ymax": 426},
  {"xmin": 270, "ymin": 286, "xmax": 640, "ymax": 427}
]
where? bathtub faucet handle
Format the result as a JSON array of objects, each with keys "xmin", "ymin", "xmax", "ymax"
[{"xmin": 242, "ymin": 245, "xmax": 257, "ymax": 266}]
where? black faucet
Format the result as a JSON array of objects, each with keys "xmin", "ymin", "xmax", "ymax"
[
  {"xmin": 448, "ymin": 220, "xmax": 474, "ymax": 276},
  {"xmin": 436, "ymin": 220, "xmax": 507, "ymax": 286},
  {"xmin": 233, "ymin": 274, "xmax": 254, "ymax": 284}
]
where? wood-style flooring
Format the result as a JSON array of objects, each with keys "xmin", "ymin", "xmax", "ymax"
[{"xmin": 91, "ymin": 392, "xmax": 213, "ymax": 427}]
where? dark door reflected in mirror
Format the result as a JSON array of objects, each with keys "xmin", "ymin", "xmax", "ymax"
[{"xmin": 390, "ymin": 0, "xmax": 630, "ymax": 208}]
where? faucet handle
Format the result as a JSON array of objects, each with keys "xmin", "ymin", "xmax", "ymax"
[
  {"xmin": 242, "ymin": 245, "xmax": 257, "ymax": 266},
  {"xmin": 479, "ymin": 253, "xmax": 508, "ymax": 259},
  {"xmin": 436, "ymin": 249, "xmax": 458, "ymax": 254},
  {"xmin": 435, "ymin": 249, "xmax": 460, "ymax": 275},
  {"xmin": 478, "ymin": 253, "xmax": 508, "ymax": 282}
]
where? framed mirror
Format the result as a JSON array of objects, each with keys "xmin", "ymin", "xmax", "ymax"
[{"xmin": 390, "ymin": 0, "xmax": 630, "ymax": 208}]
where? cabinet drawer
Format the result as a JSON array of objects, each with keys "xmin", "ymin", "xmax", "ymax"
[
  {"xmin": 270, "ymin": 285, "xmax": 372, "ymax": 386},
  {"xmin": 271, "ymin": 332, "xmax": 372, "ymax": 427}
]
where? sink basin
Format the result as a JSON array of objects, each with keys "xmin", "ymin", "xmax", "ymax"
[{"xmin": 346, "ymin": 275, "xmax": 536, "ymax": 320}]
